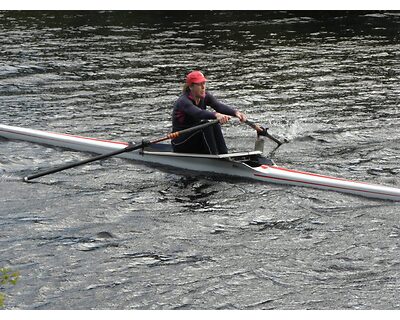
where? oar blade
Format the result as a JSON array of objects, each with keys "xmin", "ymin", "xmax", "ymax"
[{"xmin": 22, "ymin": 119, "xmax": 220, "ymax": 182}]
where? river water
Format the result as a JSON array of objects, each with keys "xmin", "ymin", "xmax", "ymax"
[{"xmin": 1, "ymin": 11, "xmax": 400, "ymax": 309}]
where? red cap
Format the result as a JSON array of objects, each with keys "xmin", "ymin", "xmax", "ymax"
[{"xmin": 186, "ymin": 71, "xmax": 207, "ymax": 86}]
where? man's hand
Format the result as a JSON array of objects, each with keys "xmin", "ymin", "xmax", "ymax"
[
  {"xmin": 235, "ymin": 111, "xmax": 247, "ymax": 122},
  {"xmin": 215, "ymin": 113, "xmax": 231, "ymax": 124}
]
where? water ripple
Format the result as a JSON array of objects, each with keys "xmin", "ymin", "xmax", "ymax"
[{"xmin": 1, "ymin": 11, "xmax": 400, "ymax": 310}]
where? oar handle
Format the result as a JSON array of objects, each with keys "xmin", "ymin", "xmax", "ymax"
[
  {"xmin": 244, "ymin": 119, "xmax": 287, "ymax": 146},
  {"xmin": 23, "ymin": 119, "xmax": 219, "ymax": 182},
  {"xmin": 244, "ymin": 119, "xmax": 265, "ymax": 134}
]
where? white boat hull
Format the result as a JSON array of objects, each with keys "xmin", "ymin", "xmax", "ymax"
[{"xmin": 1, "ymin": 124, "xmax": 400, "ymax": 201}]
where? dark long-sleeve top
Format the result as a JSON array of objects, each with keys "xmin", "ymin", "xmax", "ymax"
[{"xmin": 172, "ymin": 92, "xmax": 237, "ymax": 131}]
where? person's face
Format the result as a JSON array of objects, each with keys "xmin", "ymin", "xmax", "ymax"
[{"xmin": 191, "ymin": 82, "xmax": 206, "ymax": 98}]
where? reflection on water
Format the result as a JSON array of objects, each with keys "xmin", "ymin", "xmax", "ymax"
[{"xmin": 1, "ymin": 11, "xmax": 400, "ymax": 309}]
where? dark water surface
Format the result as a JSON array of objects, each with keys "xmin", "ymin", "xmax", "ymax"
[{"xmin": 1, "ymin": 11, "xmax": 400, "ymax": 309}]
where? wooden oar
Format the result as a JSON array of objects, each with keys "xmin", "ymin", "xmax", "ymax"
[{"xmin": 23, "ymin": 119, "xmax": 219, "ymax": 182}]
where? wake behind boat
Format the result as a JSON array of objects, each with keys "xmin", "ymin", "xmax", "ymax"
[{"xmin": 1, "ymin": 124, "xmax": 400, "ymax": 201}]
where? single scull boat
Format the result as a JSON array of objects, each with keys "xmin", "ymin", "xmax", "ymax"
[{"xmin": 1, "ymin": 124, "xmax": 400, "ymax": 201}]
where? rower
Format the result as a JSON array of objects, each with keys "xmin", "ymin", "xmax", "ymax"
[{"xmin": 171, "ymin": 70, "xmax": 247, "ymax": 155}]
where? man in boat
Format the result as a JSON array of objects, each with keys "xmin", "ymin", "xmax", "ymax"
[{"xmin": 172, "ymin": 70, "xmax": 247, "ymax": 154}]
